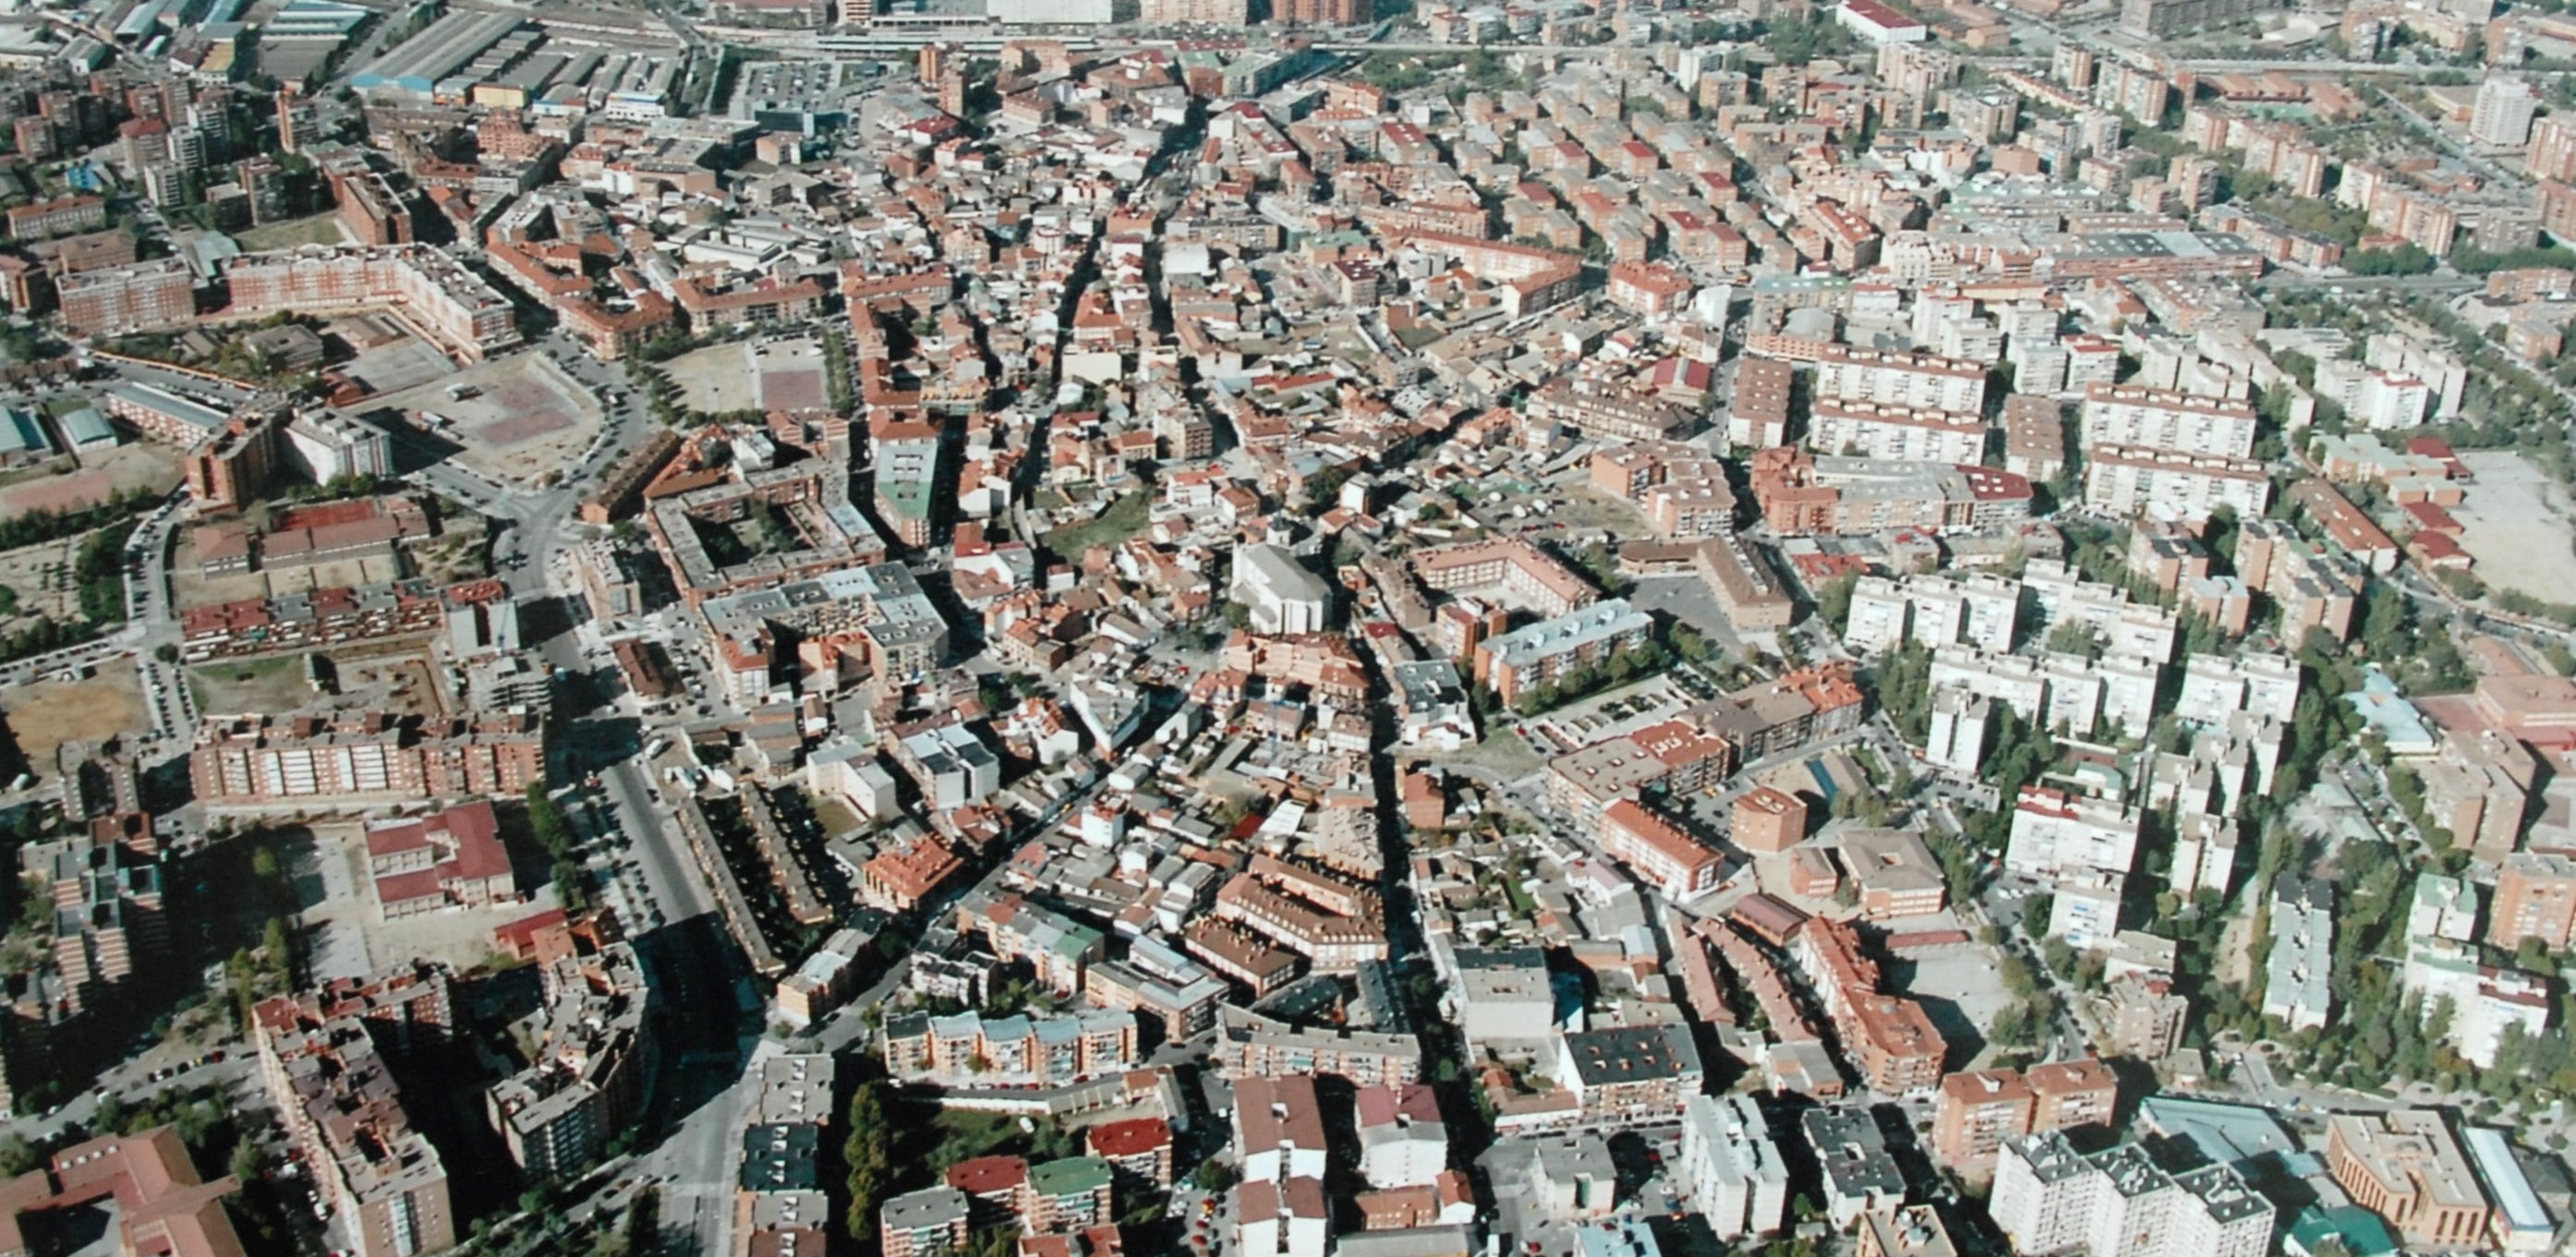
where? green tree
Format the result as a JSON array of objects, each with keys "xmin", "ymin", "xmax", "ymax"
[
  {"xmin": 843, "ymin": 1082, "xmax": 895, "ymax": 1239},
  {"xmin": 1816, "ymin": 571, "xmax": 1860, "ymax": 635}
]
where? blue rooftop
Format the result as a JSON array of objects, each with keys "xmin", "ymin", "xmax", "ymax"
[{"xmin": 2345, "ymin": 668, "xmax": 2435, "ymax": 754}]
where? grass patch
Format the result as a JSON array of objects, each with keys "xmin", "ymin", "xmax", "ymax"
[
  {"xmin": 883, "ymin": 1094, "xmax": 1085, "ymax": 1192},
  {"xmin": 1042, "ymin": 491, "xmax": 1150, "ymax": 557},
  {"xmin": 190, "ymin": 653, "xmax": 313, "ymax": 714},
  {"xmin": 233, "ymin": 212, "xmax": 350, "ymax": 251}
]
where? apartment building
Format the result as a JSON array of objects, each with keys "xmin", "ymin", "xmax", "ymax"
[
  {"xmin": 1843, "ymin": 573, "xmax": 2020, "ymax": 657},
  {"xmin": 880, "ymin": 1187, "xmax": 972, "ymax": 1257},
  {"xmin": 1473, "ymin": 599, "xmax": 1656, "ymax": 707},
  {"xmin": 1238, "ymin": 1073, "xmax": 1330, "ymax": 1185},
  {"xmin": 1214, "ymin": 856, "xmax": 1389, "ymax": 973},
  {"xmin": 2400, "ymin": 937, "xmax": 2550, "ymax": 1068},
  {"xmin": 1680, "ymin": 1094, "xmax": 1789, "ymax": 1240},
  {"xmin": 1808, "ymin": 399, "xmax": 1987, "ymax": 465},
  {"xmin": 57, "ymin": 259, "xmax": 194, "ymax": 336},
  {"xmin": 190, "ymin": 712, "xmax": 546, "ymax": 804},
  {"xmin": 2083, "ymin": 444, "xmax": 2273, "ymax": 522},
  {"xmin": 1750, "ymin": 450, "xmax": 2035, "ymax": 536},
  {"xmin": 880, "ymin": 1009, "xmax": 1138, "ymax": 1088},
  {"xmin": 2174, "ymin": 652, "xmax": 2303, "ymax": 726},
  {"xmin": 1792, "ymin": 918, "xmax": 1947, "ymax": 1094},
  {"xmin": 2079, "ymin": 382, "xmax": 2259, "ymax": 458},
  {"xmin": 6, "ymin": 194, "xmax": 106, "ymax": 239},
  {"xmin": 1557, "ymin": 1025, "xmax": 1705, "ymax": 1122},
  {"xmin": 1990, "ymin": 1134, "xmax": 2272, "ymax": 1257},
  {"xmin": 2004, "ymin": 786, "xmax": 2141, "ymax": 878},
  {"xmin": 1931, "ymin": 1069, "xmax": 2034, "ymax": 1175},
  {"xmin": 1808, "ymin": 343, "xmax": 1990, "ymax": 413},
  {"xmin": 486, "ymin": 931, "xmax": 650, "ymax": 1178},
  {"xmin": 2235, "ymin": 519, "xmax": 2361, "ymax": 642},
  {"xmin": 2265, "ymin": 876, "xmax": 2335, "ymax": 1032},
  {"xmin": 1730, "ymin": 357, "xmax": 1795, "ymax": 447},
  {"xmin": 1598, "ymin": 800, "xmax": 1725, "ymax": 900},
  {"xmin": 2491, "ymin": 851, "xmax": 2576, "ymax": 950},
  {"xmin": 224, "ymin": 244, "xmax": 521, "ymax": 361},
  {"xmin": 251, "ymin": 968, "xmax": 459, "ymax": 1257},
  {"xmin": 1937, "ymin": 1056, "xmax": 2111, "ymax": 1174},
  {"xmin": 953, "ymin": 888, "xmax": 1106, "ymax": 995},
  {"xmin": 1928, "ymin": 647, "xmax": 2157, "ymax": 738},
  {"xmin": 1412, "ymin": 537, "xmax": 1598, "ymax": 619},
  {"xmin": 1215, "ymin": 1006, "xmax": 1424, "ymax": 1086}
]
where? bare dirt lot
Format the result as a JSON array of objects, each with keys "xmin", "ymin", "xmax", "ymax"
[
  {"xmin": 191, "ymin": 644, "xmax": 444, "ymax": 719},
  {"xmin": 1, "ymin": 660, "xmax": 142, "ymax": 768},
  {"xmin": 664, "ymin": 342, "xmax": 758, "ymax": 414},
  {"xmin": 189, "ymin": 653, "xmax": 313, "ymax": 716},
  {"xmin": 752, "ymin": 337, "xmax": 827, "ymax": 410},
  {"xmin": 0, "ymin": 535, "xmax": 85, "ymax": 635},
  {"xmin": 374, "ymin": 352, "xmax": 603, "ymax": 489},
  {"xmin": 2449, "ymin": 450, "xmax": 2576, "ymax": 604},
  {"xmin": 0, "ymin": 442, "xmax": 184, "ymax": 522}
]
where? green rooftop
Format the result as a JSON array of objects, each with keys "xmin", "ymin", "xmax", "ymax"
[
  {"xmin": 1028, "ymin": 1155, "xmax": 1112, "ymax": 1200},
  {"xmin": 2287, "ymin": 1204, "xmax": 2398, "ymax": 1257}
]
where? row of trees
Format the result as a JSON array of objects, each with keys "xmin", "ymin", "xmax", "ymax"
[
  {"xmin": 0, "ymin": 485, "xmax": 157, "ymax": 555},
  {"xmin": 1509, "ymin": 639, "xmax": 1674, "ymax": 716},
  {"xmin": 523, "ymin": 785, "xmax": 588, "ymax": 914}
]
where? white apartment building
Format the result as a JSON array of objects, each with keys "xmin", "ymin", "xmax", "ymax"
[
  {"xmin": 2084, "ymin": 445, "xmax": 2272, "ymax": 522},
  {"xmin": 1925, "ymin": 690, "xmax": 1991, "ymax": 775},
  {"xmin": 2004, "ymin": 786, "xmax": 2142, "ymax": 879},
  {"xmin": 1843, "ymin": 574, "xmax": 2019, "ymax": 657},
  {"xmin": 1927, "ymin": 647, "xmax": 2153, "ymax": 738},
  {"xmin": 2364, "ymin": 331, "xmax": 2466, "ymax": 417},
  {"xmin": 2410, "ymin": 874, "xmax": 2480, "ymax": 944},
  {"xmin": 2264, "ymin": 876, "xmax": 2335, "ymax": 1033},
  {"xmin": 2022, "ymin": 561, "xmax": 2178, "ymax": 664},
  {"xmin": 1991, "ymin": 1135, "xmax": 2273, "ymax": 1257},
  {"xmin": 2048, "ymin": 868, "xmax": 2127, "ymax": 949},
  {"xmin": 2080, "ymin": 382, "xmax": 2259, "ymax": 459},
  {"xmin": 1810, "ymin": 344, "xmax": 1990, "ymax": 414},
  {"xmin": 2168, "ymin": 812, "xmax": 2241, "ymax": 900},
  {"xmin": 1680, "ymin": 1094, "xmax": 1789, "ymax": 1241},
  {"xmin": 2174, "ymin": 653, "xmax": 2302, "ymax": 726},
  {"xmin": 2472, "ymin": 73, "xmax": 2542, "ymax": 147},
  {"xmin": 1356, "ymin": 1085, "xmax": 1448, "ymax": 1189},
  {"xmin": 2315, "ymin": 358, "xmax": 2435, "ymax": 431},
  {"xmin": 1808, "ymin": 399, "xmax": 1987, "ymax": 465}
]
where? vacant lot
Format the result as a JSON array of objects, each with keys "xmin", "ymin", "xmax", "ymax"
[
  {"xmin": 664, "ymin": 342, "xmax": 758, "ymax": 413},
  {"xmin": 0, "ymin": 442, "xmax": 183, "ymax": 522},
  {"xmin": 1888, "ymin": 937, "xmax": 2016, "ymax": 1070},
  {"xmin": 2449, "ymin": 450, "xmax": 2576, "ymax": 604},
  {"xmin": 376, "ymin": 352, "xmax": 602, "ymax": 489},
  {"xmin": 192, "ymin": 645, "xmax": 443, "ymax": 718},
  {"xmin": 235, "ymin": 212, "xmax": 352, "ymax": 252},
  {"xmin": 1042, "ymin": 491, "xmax": 1150, "ymax": 556},
  {"xmin": 191, "ymin": 654, "xmax": 315, "ymax": 716},
  {"xmin": 0, "ymin": 534, "xmax": 85, "ymax": 635},
  {"xmin": 1, "ymin": 661, "xmax": 142, "ymax": 768},
  {"xmin": 752, "ymin": 336, "xmax": 828, "ymax": 410}
]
